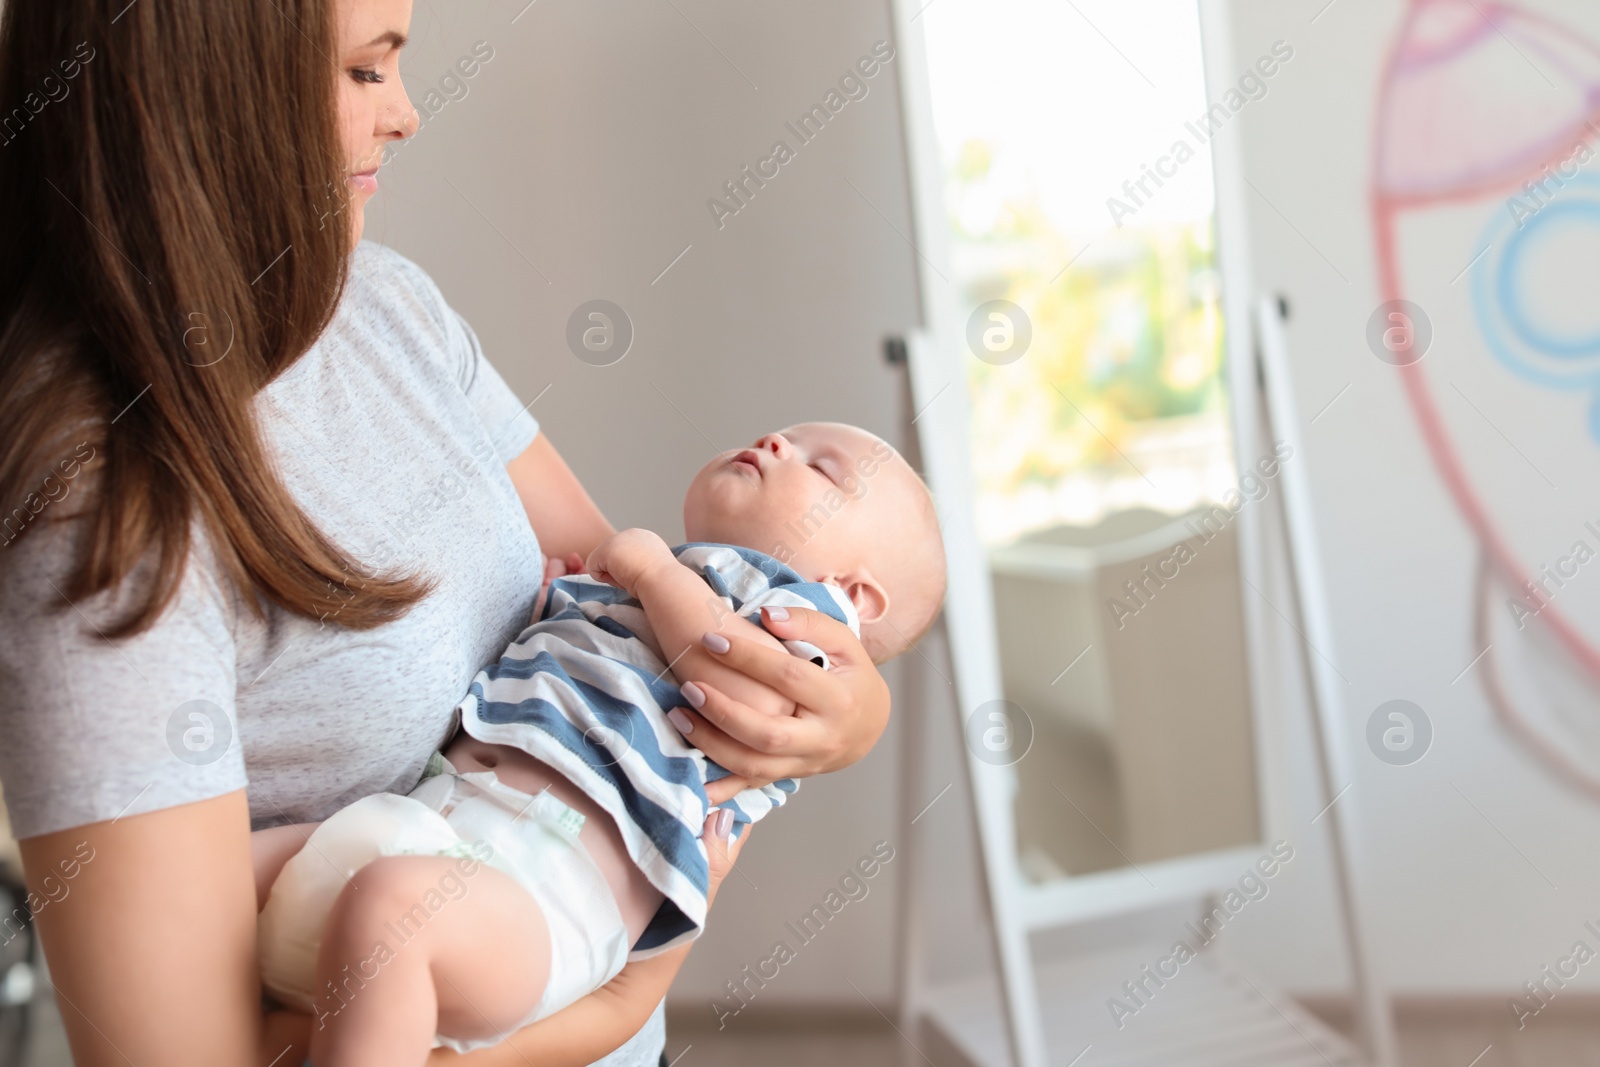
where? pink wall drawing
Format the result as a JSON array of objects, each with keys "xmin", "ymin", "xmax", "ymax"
[{"xmin": 1372, "ymin": 0, "xmax": 1600, "ymax": 795}]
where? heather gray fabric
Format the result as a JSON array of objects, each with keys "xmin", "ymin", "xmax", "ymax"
[
  {"xmin": 0, "ymin": 240, "xmax": 545, "ymax": 836},
  {"xmin": 0, "ymin": 241, "xmax": 672, "ymax": 1065}
]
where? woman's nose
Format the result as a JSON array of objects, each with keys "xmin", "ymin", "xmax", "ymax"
[{"xmin": 383, "ymin": 97, "xmax": 421, "ymax": 141}]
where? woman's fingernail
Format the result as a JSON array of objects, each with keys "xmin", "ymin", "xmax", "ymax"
[
  {"xmin": 765, "ymin": 606, "xmax": 789, "ymax": 622},
  {"xmin": 702, "ymin": 632, "xmax": 731, "ymax": 653},
  {"xmin": 668, "ymin": 708, "xmax": 694, "ymax": 734},
  {"xmin": 681, "ymin": 682, "xmax": 706, "ymax": 708},
  {"xmin": 713, "ymin": 808, "xmax": 734, "ymax": 840}
]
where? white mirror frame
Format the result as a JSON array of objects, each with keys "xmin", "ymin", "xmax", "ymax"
[
  {"xmin": 890, "ymin": 0, "xmax": 1283, "ymax": 931},
  {"xmin": 887, "ymin": 2, "xmax": 1396, "ymax": 1064}
]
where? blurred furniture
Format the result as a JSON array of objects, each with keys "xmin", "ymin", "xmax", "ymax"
[
  {"xmin": 991, "ymin": 509, "xmax": 1258, "ymax": 875},
  {"xmin": 0, "ymin": 794, "xmax": 36, "ymax": 1067}
]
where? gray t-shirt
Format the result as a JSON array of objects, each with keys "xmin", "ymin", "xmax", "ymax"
[
  {"xmin": 0, "ymin": 240, "xmax": 665, "ymax": 1066},
  {"xmin": 0, "ymin": 239, "xmax": 542, "ymax": 835}
]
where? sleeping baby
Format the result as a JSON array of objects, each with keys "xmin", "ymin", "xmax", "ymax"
[{"xmin": 253, "ymin": 421, "xmax": 947, "ymax": 1064}]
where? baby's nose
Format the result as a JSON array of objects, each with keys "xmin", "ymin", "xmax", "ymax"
[{"xmin": 754, "ymin": 433, "xmax": 790, "ymax": 457}]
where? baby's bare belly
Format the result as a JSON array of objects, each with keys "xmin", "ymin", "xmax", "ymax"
[{"xmin": 442, "ymin": 734, "xmax": 666, "ymax": 949}]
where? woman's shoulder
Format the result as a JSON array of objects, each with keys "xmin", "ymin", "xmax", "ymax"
[
  {"xmin": 328, "ymin": 240, "xmax": 483, "ymax": 395},
  {"xmin": 0, "ymin": 513, "xmax": 244, "ymax": 840},
  {"xmin": 351, "ymin": 238, "xmax": 428, "ymax": 284},
  {"xmin": 0, "ymin": 509, "xmax": 238, "ymax": 637},
  {"xmin": 347, "ymin": 240, "xmax": 451, "ymax": 328}
]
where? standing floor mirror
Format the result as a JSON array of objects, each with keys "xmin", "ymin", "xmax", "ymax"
[{"xmin": 887, "ymin": 1, "xmax": 1397, "ymax": 1064}]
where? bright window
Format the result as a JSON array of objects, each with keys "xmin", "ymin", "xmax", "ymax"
[{"xmin": 921, "ymin": 0, "xmax": 1236, "ymax": 547}]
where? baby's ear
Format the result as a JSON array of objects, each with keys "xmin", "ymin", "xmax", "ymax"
[{"xmin": 838, "ymin": 572, "xmax": 890, "ymax": 626}]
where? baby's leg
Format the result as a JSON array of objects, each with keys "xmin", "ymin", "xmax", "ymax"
[{"xmin": 308, "ymin": 854, "xmax": 551, "ymax": 1067}]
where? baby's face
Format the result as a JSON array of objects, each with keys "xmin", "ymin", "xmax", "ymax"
[{"xmin": 682, "ymin": 422, "xmax": 908, "ymax": 581}]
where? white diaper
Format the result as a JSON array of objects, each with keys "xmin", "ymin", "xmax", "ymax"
[{"xmin": 258, "ymin": 759, "xmax": 632, "ymax": 1053}]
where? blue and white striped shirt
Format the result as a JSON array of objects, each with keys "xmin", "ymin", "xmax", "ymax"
[{"xmin": 455, "ymin": 543, "xmax": 858, "ymax": 956}]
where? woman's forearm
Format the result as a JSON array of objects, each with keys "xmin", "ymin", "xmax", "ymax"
[{"xmin": 506, "ymin": 433, "xmax": 615, "ymax": 560}]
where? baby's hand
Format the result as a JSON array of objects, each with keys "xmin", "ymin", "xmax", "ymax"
[{"xmin": 585, "ymin": 528, "xmax": 674, "ymax": 597}]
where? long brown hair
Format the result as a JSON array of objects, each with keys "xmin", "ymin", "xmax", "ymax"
[{"xmin": 0, "ymin": 0, "xmax": 430, "ymax": 637}]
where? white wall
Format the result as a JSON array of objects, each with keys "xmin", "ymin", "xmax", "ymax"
[
  {"xmin": 1216, "ymin": 0, "xmax": 1600, "ymax": 998},
  {"xmin": 372, "ymin": 0, "xmax": 931, "ymax": 1012},
  {"xmin": 376, "ymin": 0, "xmax": 1600, "ymax": 1015}
]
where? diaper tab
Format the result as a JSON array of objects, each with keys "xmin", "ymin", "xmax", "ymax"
[
  {"xmin": 431, "ymin": 839, "xmax": 486, "ymax": 863},
  {"xmin": 553, "ymin": 803, "xmax": 584, "ymax": 841},
  {"xmin": 448, "ymin": 769, "xmax": 588, "ymax": 845},
  {"xmin": 523, "ymin": 789, "xmax": 586, "ymax": 844}
]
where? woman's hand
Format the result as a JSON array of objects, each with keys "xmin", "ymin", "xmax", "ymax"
[
  {"xmin": 531, "ymin": 551, "xmax": 584, "ymax": 622},
  {"xmin": 703, "ymin": 810, "xmax": 751, "ymax": 906},
  {"xmin": 261, "ymin": 1010, "xmax": 310, "ymax": 1066},
  {"xmin": 673, "ymin": 606, "xmax": 891, "ymax": 804},
  {"xmin": 425, "ymin": 814, "xmax": 753, "ymax": 1067}
]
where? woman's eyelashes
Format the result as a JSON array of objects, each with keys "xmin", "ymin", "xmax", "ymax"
[{"xmin": 349, "ymin": 67, "xmax": 384, "ymax": 85}]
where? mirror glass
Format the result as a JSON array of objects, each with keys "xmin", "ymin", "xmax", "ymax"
[{"xmin": 919, "ymin": 0, "xmax": 1262, "ymax": 880}]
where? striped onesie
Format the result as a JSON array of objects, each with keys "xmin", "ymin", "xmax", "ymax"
[{"xmin": 455, "ymin": 543, "xmax": 858, "ymax": 956}]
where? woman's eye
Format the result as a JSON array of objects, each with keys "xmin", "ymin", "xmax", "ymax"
[{"xmin": 350, "ymin": 67, "xmax": 384, "ymax": 85}]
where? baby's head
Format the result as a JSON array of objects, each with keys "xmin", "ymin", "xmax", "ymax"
[{"xmin": 683, "ymin": 422, "xmax": 946, "ymax": 664}]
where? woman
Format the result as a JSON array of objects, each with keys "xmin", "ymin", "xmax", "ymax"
[{"xmin": 0, "ymin": 1, "xmax": 891, "ymax": 1064}]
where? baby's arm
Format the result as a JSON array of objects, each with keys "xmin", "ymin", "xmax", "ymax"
[{"xmin": 585, "ymin": 529, "xmax": 795, "ymax": 718}]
